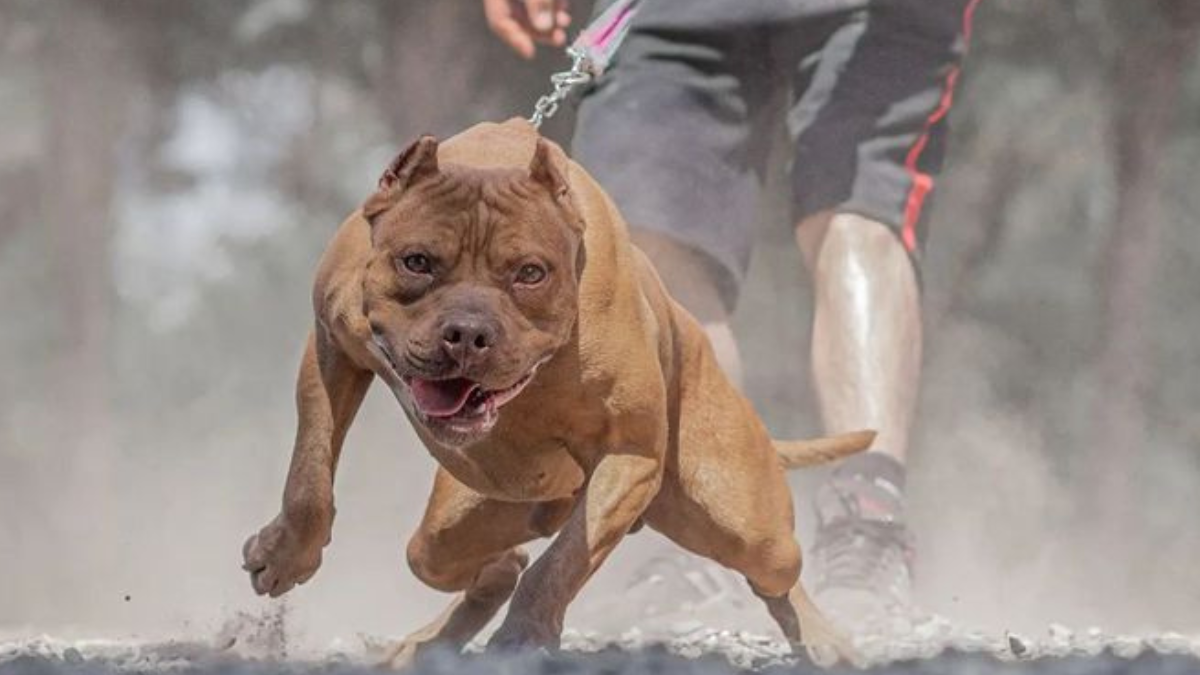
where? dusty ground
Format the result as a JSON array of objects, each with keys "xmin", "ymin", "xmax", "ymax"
[{"xmin": 4, "ymin": 614, "xmax": 1200, "ymax": 675}]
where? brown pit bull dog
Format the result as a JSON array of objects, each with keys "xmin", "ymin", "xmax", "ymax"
[{"xmin": 241, "ymin": 118, "xmax": 874, "ymax": 666}]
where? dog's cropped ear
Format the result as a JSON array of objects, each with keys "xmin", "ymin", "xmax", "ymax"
[
  {"xmin": 529, "ymin": 138, "xmax": 570, "ymax": 201},
  {"xmin": 529, "ymin": 138, "xmax": 585, "ymax": 236},
  {"xmin": 380, "ymin": 135, "xmax": 439, "ymax": 191},
  {"xmin": 363, "ymin": 135, "xmax": 440, "ymax": 222}
]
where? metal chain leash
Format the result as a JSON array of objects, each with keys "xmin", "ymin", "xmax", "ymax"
[
  {"xmin": 526, "ymin": 0, "xmax": 640, "ymax": 128},
  {"xmin": 529, "ymin": 48, "xmax": 594, "ymax": 129}
]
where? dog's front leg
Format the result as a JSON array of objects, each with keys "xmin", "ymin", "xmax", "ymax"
[
  {"xmin": 242, "ymin": 327, "xmax": 372, "ymax": 597},
  {"xmin": 488, "ymin": 449, "xmax": 662, "ymax": 650}
]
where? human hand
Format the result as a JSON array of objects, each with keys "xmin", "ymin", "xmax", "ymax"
[{"xmin": 482, "ymin": 0, "xmax": 572, "ymax": 59}]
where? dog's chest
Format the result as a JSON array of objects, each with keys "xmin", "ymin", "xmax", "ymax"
[{"xmin": 435, "ymin": 436, "xmax": 586, "ymax": 501}]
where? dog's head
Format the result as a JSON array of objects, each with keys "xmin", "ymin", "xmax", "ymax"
[{"xmin": 360, "ymin": 135, "xmax": 585, "ymax": 447}]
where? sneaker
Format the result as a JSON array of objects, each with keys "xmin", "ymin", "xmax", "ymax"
[
  {"xmin": 811, "ymin": 452, "xmax": 916, "ymax": 630},
  {"xmin": 624, "ymin": 551, "xmax": 751, "ymax": 617},
  {"xmin": 577, "ymin": 547, "xmax": 765, "ymax": 638}
]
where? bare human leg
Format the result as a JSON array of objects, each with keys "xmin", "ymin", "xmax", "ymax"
[
  {"xmin": 796, "ymin": 210, "xmax": 922, "ymax": 462},
  {"xmin": 795, "ymin": 210, "xmax": 922, "ymax": 622}
]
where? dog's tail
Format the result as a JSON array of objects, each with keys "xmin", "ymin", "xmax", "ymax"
[{"xmin": 773, "ymin": 430, "xmax": 875, "ymax": 469}]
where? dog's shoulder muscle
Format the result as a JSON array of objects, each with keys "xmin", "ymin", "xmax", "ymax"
[
  {"xmin": 311, "ymin": 211, "xmax": 374, "ymax": 366},
  {"xmin": 568, "ymin": 170, "xmax": 672, "ymax": 437}
]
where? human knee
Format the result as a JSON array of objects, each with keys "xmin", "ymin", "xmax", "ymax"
[
  {"xmin": 798, "ymin": 211, "xmax": 913, "ymax": 275},
  {"xmin": 829, "ymin": 214, "xmax": 912, "ymax": 270}
]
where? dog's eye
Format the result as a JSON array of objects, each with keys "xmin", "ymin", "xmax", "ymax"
[
  {"xmin": 515, "ymin": 263, "xmax": 547, "ymax": 286},
  {"xmin": 400, "ymin": 253, "xmax": 433, "ymax": 275}
]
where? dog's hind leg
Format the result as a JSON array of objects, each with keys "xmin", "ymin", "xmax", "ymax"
[
  {"xmin": 754, "ymin": 576, "xmax": 854, "ymax": 667},
  {"xmin": 382, "ymin": 548, "xmax": 529, "ymax": 669},
  {"xmin": 645, "ymin": 484, "xmax": 852, "ymax": 660},
  {"xmin": 382, "ymin": 469, "xmax": 574, "ymax": 669},
  {"xmin": 648, "ymin": 486, "xmax": 853, "ymax": 665},
  {"xmin": 643, "ymin": 421, "xmax": 855, "ymax": 664}
]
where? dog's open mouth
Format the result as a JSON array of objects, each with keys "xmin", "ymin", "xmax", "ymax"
[
  {"xmin": 370, "ymin": 333, "xmax": 544, "ymax": 439},
  {"xmin": 404, "ymin": 371, "xmax": 535, "ymax": 423}
]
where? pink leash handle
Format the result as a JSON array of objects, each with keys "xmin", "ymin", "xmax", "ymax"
[{"xmin": 570, "ymin": 0, "xmax": 641, "ymax": 76}]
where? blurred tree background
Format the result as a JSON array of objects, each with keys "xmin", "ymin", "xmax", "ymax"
[{"xmin": 0, "ymin": 0, "xmax": 1198, "ymax": 641}]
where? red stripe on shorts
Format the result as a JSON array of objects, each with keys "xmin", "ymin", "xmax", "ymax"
[{"xmin": 900, "ymin": 0, "xmax": 982, "ymax": 252}]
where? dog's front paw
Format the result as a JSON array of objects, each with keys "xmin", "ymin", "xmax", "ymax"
[
  {"xmin": 486, "ymin": 615, "xmax": 561, "ymax": 652},
  {"xmin": 241, "ymin": 514, "xmax": 325, "ymax": 598}
]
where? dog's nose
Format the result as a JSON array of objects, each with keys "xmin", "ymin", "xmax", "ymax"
[{"xmin": 440, "ymin": 314, "xmax": 499, "ymax": 363}]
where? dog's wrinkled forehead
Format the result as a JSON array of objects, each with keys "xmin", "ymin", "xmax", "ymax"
[{"xmin": 362, "ymin": 135, "xmax": 583, "ymax": 248}]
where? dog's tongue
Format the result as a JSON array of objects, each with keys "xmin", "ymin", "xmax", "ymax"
[{"xmin": 409, "ymin": 377, "xmax": 478, "ymax": 418}]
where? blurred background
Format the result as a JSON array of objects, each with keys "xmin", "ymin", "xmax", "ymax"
[{"xmin": 1, "ymin": 0, "xmax": 1198, "ymax": 649}]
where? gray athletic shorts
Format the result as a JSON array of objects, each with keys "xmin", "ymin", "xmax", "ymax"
[{"xmin": 572, "ymin": 0, "xmax": 979, "ymax": 307}]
